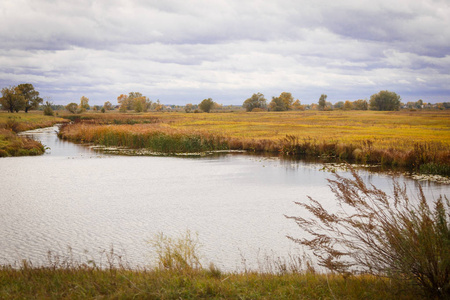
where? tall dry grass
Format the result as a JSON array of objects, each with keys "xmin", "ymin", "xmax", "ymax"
[{"xmin": 286, "ymin": 167, "xmax": 450, "ymax": 299}]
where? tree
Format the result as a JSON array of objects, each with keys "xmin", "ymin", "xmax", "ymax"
[
  {"xmin": 78, "ymin": 96, "xmax": 90, "ymax": 113},
  {"xmin": 334, "ymin": 101, "xmax": 344, "ymax": 110},
  {"xmin": 0, "ymin": 86, "xmax": 25, "ymax": 113},
  {"xmin": 292, "ymin": 99, "xmax": 304, "ymax": 111},
  {"xmin": 102, "ymin": 101, "xmax": 112, "ymax": 111},
  {"xmin": 117, "ymin": 94, "xmax": 129, "ymax": 112},
  {"xmin": 43, "ymin": 101, "xmax": 54, "ymax": 116},
  {"xmin": 16, "ymin": 83, "xmax": 43, "ymax": 113},
  {"xmin": 269, "ymin": 92, "xmax": 294, "ymax": 111},
  {"xmin": 199, "ymin": 98, "xmax": 215, "ymax": 113},
  {"xmin": 353, "ymin": 99, "xmax": 368, "ymax": 110},
  {"xmin": 243, "ymin": 93, "xmax": 267, "ymax": 112},
  {"xmin": 343, "ymin": 100, "xmax": 353, "ymax": 110},
  {"xmin": 318, "ymin": 94, "xmax": 327, "ymax": 111},
  {"xmin": 65, "ymin": 102, "xmax": 78, "ymax": 114},
  {"xmin": 369, "ymin": 90, "xmax": 401, "ymax": 111},
  {"xmin": 184, "ymin": 103, "xmax": 193, "ymax": 113},
  {"xmin": 132, "ymin": 96, "xmax": 151, "ymax": 112}
]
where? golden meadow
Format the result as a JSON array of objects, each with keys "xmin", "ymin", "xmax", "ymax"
[{"xmin": 59, "ymin": 110, "xmax": 450, "ymax": 175}]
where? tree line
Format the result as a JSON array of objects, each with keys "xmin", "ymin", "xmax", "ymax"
[{"xmin": 243, "ymin": 90, "xmax": 406, "ymax": 112}]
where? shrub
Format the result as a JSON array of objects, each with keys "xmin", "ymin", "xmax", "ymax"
[
  {"xmin": 286, "ymin": 167, "xmax": 450, "ymax": 299},
  {"xmin": 148, "ymin": 230, "xmax": 202, "ymax": 273}
]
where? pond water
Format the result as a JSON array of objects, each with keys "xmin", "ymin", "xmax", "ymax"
[{"xmin": 1, "ymin": 126, "xmax": 449, "ymax": 271}]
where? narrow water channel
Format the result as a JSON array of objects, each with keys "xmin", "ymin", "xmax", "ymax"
[{"xmin": 1, "ymin": 126, "xmax": 448, "ymax": 270}]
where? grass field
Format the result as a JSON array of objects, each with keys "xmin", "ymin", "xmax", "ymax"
[
  {"xmin": 59, "ymin": 110, "xmax": 450, "ymax": 175},
  {"xmin": 0, "ymin": 111, "xmax": 67, "ymax": 156}
]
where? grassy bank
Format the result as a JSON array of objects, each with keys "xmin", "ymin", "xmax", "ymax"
[
  {"xmin": 0, "ymin": 111, "xmax": 67, "ymax": 157},
  {"xmin": 58, "ymin": 110, "xmax": 450, "ymax": 175},
  {"xmin": 0, "ymin": 265, "xmax": 418, "ymax": 299}
]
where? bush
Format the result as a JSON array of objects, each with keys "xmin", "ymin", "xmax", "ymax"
[
  {"xmin": 286, "ymin": 167, "xmax": 450, "ymax": 299},
  {"xmin": 148, "ymin": 230, "xmax": 202, "ymax": 273}
]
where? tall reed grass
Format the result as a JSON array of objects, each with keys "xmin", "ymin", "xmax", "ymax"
[{"xmin": 286, "ymin": 167, "xmax": 450, "ymax": 299}]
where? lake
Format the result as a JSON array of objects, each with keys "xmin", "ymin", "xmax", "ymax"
[{"xmin": 1, "ymin": 125, "xmax": 448, "ymax": 271}]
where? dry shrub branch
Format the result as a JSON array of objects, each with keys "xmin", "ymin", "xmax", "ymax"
[{"xmin": 286, "ymin": 167, "xmax": 450, "ymax": 298}]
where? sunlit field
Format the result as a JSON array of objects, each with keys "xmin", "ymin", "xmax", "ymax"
[{"xmin": 59, "ymin": 110, "xmax": 450, "ymax": 174}]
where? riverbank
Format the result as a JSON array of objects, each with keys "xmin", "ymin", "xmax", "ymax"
[
  {"xmin": 0, "ymin": 112, "xmax": 67, "ymax": 157},
  {"xmin": 0, "ymin": 263, "xmax": 419, "ymax": 299},
  {"xmin": 58, "ymin": 110, "xmax": 450, "ymax": 176}
]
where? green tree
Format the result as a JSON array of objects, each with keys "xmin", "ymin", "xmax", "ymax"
[
  {"xmin": 78, "ymin": 96, "xmax": 90, "ymax": 113},
  {"xmin": 243, "ymin": 93, "xmax": 267, "ymax": 112},
  {"xmin": 16, "ymin": 83, "xmax": 43, "ymax": 113},
  {"xmin": 369, "ymin": 90, "xmax": 401, "ymax": 111},
  {"xmin": 269, "ymin": 92, "xmax": 294, "ymax": 111},
  {"xmin": 65, "ymin": 102, "xmax": 78, "ymax": 114},
  {"xmin": 0, "ymin": 86, "xmax": 25, "ymax": 113},
  {"xmin": 318, "ymin": 94, "xmax": 327, "ymax": 111},
  {"xmin": 199, "ymin": 98, "xmax": 215, "ymax": 113},
  {"xmin": 353, "ymin": 99, "xmax": 368, "ymax": 110},
  {"xmin": 334, "ymin": 101, "xmax": 344, "ymax": 110}
]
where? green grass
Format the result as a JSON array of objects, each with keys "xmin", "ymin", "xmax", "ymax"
[{"xmin": 0, "ymin": 264, "xmax": 420, "ymax": 299}]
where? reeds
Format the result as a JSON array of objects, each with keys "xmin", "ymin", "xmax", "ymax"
[{"xmin": 286, "ymin": 167, "xmax": 450, "ymax": 299}]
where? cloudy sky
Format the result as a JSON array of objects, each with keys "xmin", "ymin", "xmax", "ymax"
[{"xmin": 1, "ymin": 0, "xmax": 449, "ymax": 105}]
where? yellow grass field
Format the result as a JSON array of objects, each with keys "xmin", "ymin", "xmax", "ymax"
[{"xmin": 58, "ymin": 109, "xmax": 450, "ymax": 174}]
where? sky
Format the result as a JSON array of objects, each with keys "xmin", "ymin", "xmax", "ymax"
[{"xmin": 1, "ymin": 0, "xmax": 449, "ymax": 106}]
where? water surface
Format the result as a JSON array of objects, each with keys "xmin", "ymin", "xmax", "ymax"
[{"xmin": 1, "ymin": 126, "xmax": 448, "ymax": 270}]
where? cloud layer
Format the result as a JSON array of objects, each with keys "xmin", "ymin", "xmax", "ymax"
[{"xmin": 1, "ymin": 0, "xmax": 449, "ymax": 105}]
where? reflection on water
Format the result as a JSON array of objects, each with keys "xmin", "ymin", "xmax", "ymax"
[{"xmin": 1, "ymin": 126, "xmax": 449, "ymax": 270}]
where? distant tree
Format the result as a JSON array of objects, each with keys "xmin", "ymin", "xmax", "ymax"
[
  {"xmin": 199, "ymin": 98, "xmax": 215, "ymax": 113},
  {"xmin": 353, "ymin": 99, "xmax": 368, "ymax": 110},
  {"xmin": 16, "ymin": 83, "xmax": 43, "ymax": 113},
  {"xmin": 132, "ymin": 96, "xmax": 151, "ymax": 112},
  {"xmin": 117, "ymin": 94, "xmax": 129, "ymax": 112},
  {"xmin": 269, "ymin": 92, "xmax": 294, "ymax": 111},
  {"xmin": 369, "ymin": 90, "xmax": 401, "ymax": 111},
  {"xmin": 416, "ymin": 99, "xmax": 423, "ymax": 109},
  {"xmin": 65, "ymin": 102, "xmax": 78, "ymax": 114},
  {"xmin": 344, "ymin": 100, "xmax": 353, "ymax": 110},
  {"xmin": 43, "ymin": 101, "xmax": 54, "ymax": 116},
  {"xmin": 103, "ymin": 101, "xmax": 113, "ymax": 110},
  {"xmin": 292, "ymin": 99, "xmax": 304, "ymax": 111},
  {"xmin": 243, "ymin": 93, "xmax": 267, "ymax": 112},
  {"xmin": 184, "ymin": 103, "xmax": 193, "ymax": 113},
  {"xmin": 0, "ymin": 86, "xmax": 25, "ymax": 113},
  {"xmin": 334, "ymin": 101, "xmax": 344, "ymax": 110},
  {"xmin": 152, "ymin": 99, "xmax": 164, "ymax": 111},
  {"xmin": 78, "ymin": 96, "xmax": 90, "ymax": 113},
  {"xmin": 318, "ymin": 94, "xmax": 327, "ymax": 111}
]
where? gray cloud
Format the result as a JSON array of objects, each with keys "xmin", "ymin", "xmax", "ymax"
[{"xmin": 0, "ymin": 0, "xmax": 449, "ymax": 105}]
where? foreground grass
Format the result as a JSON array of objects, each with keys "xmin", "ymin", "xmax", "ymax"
[
  {"xmin": 59, "ymin": 110, "xmax": 450, "ymax": 175},
  {"xmin": 0, "ymin": 111, "xmax": 67, "ymax": 157},
  {"xmin": 0, "ymin": 265, "xmax": 420, "ymax": 299}
]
